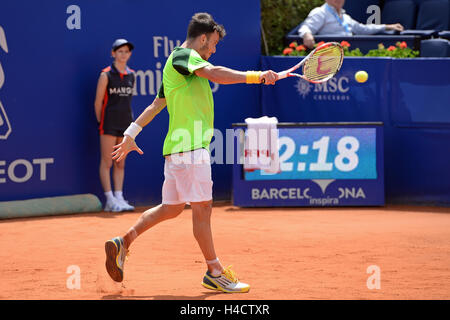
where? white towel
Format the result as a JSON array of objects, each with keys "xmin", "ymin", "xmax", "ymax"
[{"xmin": 243, "ymin": 116, "xmax": 280, "ymax": 174}]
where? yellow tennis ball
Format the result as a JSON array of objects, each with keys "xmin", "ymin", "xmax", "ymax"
[{"xmin": 355, "ymin": 70, "xmax": 368, "ymax": 83}]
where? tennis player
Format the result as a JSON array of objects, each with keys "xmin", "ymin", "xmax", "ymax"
[
  {"xmin": 95, "ymin": 39, "xmax": 136, "ymax": 212},
  {"xmin": 105, "ymin": 13, "xmax": 278, "ymax": 293}
]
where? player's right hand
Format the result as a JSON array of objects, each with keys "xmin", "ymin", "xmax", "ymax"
[
  {"xmin": 112, "ymin": 135, "xmax": 144, "ymax": 162},
  {"xmin": 261, "ymin": 70, "xmax": 278, "ymax": 85}
]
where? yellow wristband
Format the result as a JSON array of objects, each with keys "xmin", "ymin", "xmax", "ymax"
[{"xmin": 246, "ymin": 71, "xmax": 262, "ymax": 84}]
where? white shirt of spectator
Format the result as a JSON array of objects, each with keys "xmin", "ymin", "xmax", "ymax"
[{"xmin": 298, "ymin": 3, "xmax": 386, "ymax": 37}]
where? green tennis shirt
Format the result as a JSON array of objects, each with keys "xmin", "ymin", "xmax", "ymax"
[{"xmin": 158, "ymin": 47, "xmax": 214, "ymax": 156}]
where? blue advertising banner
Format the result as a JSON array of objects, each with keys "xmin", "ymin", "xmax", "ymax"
[
  {"xmin": 260, "ymin": 56, "xmax": 450, "ymax": 206},
  {"xmin": 232, "ymin": 123, "xmax": 385, "ymax": 207},
  {"xmin": 261, "ymin": 56, "xmax": 391, "ymax": 123},
  {"xmin": 0, "ymin": 0, "xmax": 261, "ymax": 204},
  {"xmin": 1, "ymin": 0, "xmax": 449, "ymax": 208}
]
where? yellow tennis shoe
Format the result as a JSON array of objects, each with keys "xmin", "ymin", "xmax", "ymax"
[
  {"xmin": 105, "ymin": 236, "xmax": 129, "ymax": 282},
  {"xmin": 202, "ymin": 265, "xmax": 250, "ymax": 293}
]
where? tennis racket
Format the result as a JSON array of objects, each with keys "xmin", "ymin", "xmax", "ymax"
[{"xmin": 269, "ymin": 42, "xmax": 344, "ymax": 84}]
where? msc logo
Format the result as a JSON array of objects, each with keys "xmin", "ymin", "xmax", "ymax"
[
  {"xmin": 0, "ymin": 25, "xmax": 11, "ymax": 140},
  {"xmin": 295, "ymin": 76, "xmax": 350, "ymax": 101}
]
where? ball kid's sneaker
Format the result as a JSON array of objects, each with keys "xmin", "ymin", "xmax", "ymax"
[
  {"xmin": 116, "ymin": 198, "xmax": 135, "ymax": 212},
  {"xmin": 201, "ymin": 265, "xmax": 250, "ymax": 293},
  {"xmin": 104, "ymin": 199, "xmax": 125, "ymax": 213}
]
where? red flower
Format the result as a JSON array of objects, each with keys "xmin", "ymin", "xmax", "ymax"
[
  {"xmin": 340, "ymin": 41, "xmax": 351, "ymax": 48},
  {"xmin": 289, "ymin": 42, "xmax": 297, "ymax": 48},
  {"xmin": 399, "ymin": 41, "xmax": 407, "ymax": 49},
  {"xmin": 387, "ymin": 46, "xmax": 396, "ymax": 51},
  {"xmin": 296, "ymin": 45, "xmax": 306, "ymax": 51},
  {"xmin": 316, "ymin": 41, "xmax": 325, "ymax": 47},
  {"xmin": 283, "ymin": 47, "xmax": 293, "ymax": 55}
]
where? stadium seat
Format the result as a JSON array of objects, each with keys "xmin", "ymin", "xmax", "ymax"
[
  {"xmin": 384, "ymin": 0, "xmax": 439, "ymax": 6},
  {"xmin": 437, "ymin": 0, "xmax": 450, "ymax": 39},
  {"xmin": 439, "ymin": 30, "xmax": 450, "ymax": 39},
  {"xmin": 420, "ymin": 38, "xmax": 450, "ymax": 56},
  {"xmin": 382, "ymin": 0, "xmax": 417, "ymax": 30},
  {"xmin": 416, "ymin": 0, "xmax": 449, "ymax": 30},
  {"xmin": 401, "ymin": 0, "xmax": 450, "ymax": 37}
]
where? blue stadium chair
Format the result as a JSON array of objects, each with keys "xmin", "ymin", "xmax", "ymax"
[
  {"xmin": 420, "ymin": 38, "xmax": 450, "ymax": 56},
  {"xmin": 437, "ymin": 0, "xmax": 450, "ymax": 39},
  {"xmin": 384, "ymin": 0, "xmax": 435, "ymax": 5},
  {"xmin": 382, "ymin": 0, "xmax": 417, "ymax": 30},
  {"xmin": 416, "ymin": 0, "xmax": 449, "ymax": 30},
  {"xmin": 439, "ymin": 30, "xmax": 450, "ymax": 39},
  {"xmin": 401, "ymin": 0, "xmax": 450, "ymax": 37},
  {"xmin": 344, "ymin": 0, "xmax": 381, "ymax": 23}
]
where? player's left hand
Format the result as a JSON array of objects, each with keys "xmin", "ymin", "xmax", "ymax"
[
  {"xmin": 112, "ymin": 135, "xmax": 144, "ymax": 162},
  {"xmin": 260, "ymin": 70, "xmax": 278, "ymax": 85}
]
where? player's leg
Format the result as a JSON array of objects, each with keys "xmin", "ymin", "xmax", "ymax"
[
  {"xmin": 105, "ymin": 155, "xmax": 187, "ymax": 282},
  {"xmin": 105, "ymin": 202, "xmax": 185, "ymax": 282},
  {"xmin": 191, "ymin": 200, "xmax": 221, "ymax": 271},
  {"xmin": 191, "ymin": 200, "xmax": 250, "ymax": 293},
  {"xmin": 123, "ymin": 203, "xmax": 186, "ymax": 249},
  {"xmin": 177, "ymin": 150, "xmax": 250, "ymax": 293},
  {"xmin": 121, "ymin": 158, "xmax": 190, "ymax": 245},
  {"xmin": 99, "ymin": 134, "xmax": 123, "ymax": 212}
]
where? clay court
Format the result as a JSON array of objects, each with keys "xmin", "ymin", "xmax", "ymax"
[{"xmin": 1, "ymin": 203, "xmax": 449, "ymax": 300}]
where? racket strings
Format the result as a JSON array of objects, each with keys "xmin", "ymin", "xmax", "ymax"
[
  {"xmin": 303, "ymin": 46, "xmax": 343, "ymax": 81},
  {"xmin": 305, "ymin": 56, "xmax": 341, "ymax": 80}
]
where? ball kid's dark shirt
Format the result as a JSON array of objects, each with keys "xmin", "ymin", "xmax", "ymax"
[{"xmin": 99, "ymin": 64, "xmax": 135, "ymax": 135}]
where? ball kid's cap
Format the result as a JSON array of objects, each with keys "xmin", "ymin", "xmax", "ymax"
[{"xmin": 112, "ymin": 39, "xmax": 134, "ymax": 51}]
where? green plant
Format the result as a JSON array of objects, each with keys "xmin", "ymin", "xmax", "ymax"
[
  {"xmin": 261, "ymin": 0, "xmax": 324, "ymax": 55},
  {"xmin": 281, "ymin": 41, "xmax": 419, "ymax": 58},
  {"xmin": 281, "ymin": 40, "xmax": 364, "ymax": 57},
  {"xmin": 365, "ymin": 42, "xmax": 419, "ymax": 58},
  {"xmin": 340, "ymin": 41, "xmax": 364, "ymax": 57}
]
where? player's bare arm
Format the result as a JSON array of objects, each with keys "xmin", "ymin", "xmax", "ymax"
[
  {"xmin": 195, "ymin": 65, "xmax": 278, "ymax": 85},
  {"xmin": 94, "ymin": 72, "xmax": 108, "ymax": 122},
  {"xmin": 134, "ymin": 96, "xmax": 167, "ymax": 128},
  {"xmin": 112, "ymin": 97, "xmax": 167, "ymax": 162}
]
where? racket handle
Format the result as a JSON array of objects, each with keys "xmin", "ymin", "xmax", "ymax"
[{"xmin": 262, "ymin": 72, "xmax": 283, "ymax": 83}]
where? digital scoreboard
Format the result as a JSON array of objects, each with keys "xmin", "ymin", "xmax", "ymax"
[{"xmin": 232, "ymin": 122, "xmax": 384, "ymax": 207}]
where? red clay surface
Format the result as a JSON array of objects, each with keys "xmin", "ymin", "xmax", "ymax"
[{"xmin": 1, "ymin": 203, "xmax": 449, "ymax": 300}]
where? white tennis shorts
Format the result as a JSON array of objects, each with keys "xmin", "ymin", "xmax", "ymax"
[{"xmin": 162, "ymin": 148, "xmax": 213, "ymax": 205}]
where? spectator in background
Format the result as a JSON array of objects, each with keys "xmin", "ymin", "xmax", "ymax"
[{"xmin": 299, "ymin": 0, "xmax": 404, "ymax": 48}]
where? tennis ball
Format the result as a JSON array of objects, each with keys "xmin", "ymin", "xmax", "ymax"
[{"xmin": 355, "ymin": 70, "xmax": 368, "ymax": 83}]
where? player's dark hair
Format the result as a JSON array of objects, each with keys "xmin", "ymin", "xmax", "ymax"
[{"xmin": 187, "ymin": 13, "xmax": 226, "ymax": 40}]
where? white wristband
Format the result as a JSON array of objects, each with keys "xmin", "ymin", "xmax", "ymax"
[{"xmin": 123, "ymin": 122, "xmax": 142, "ymax": 140}]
